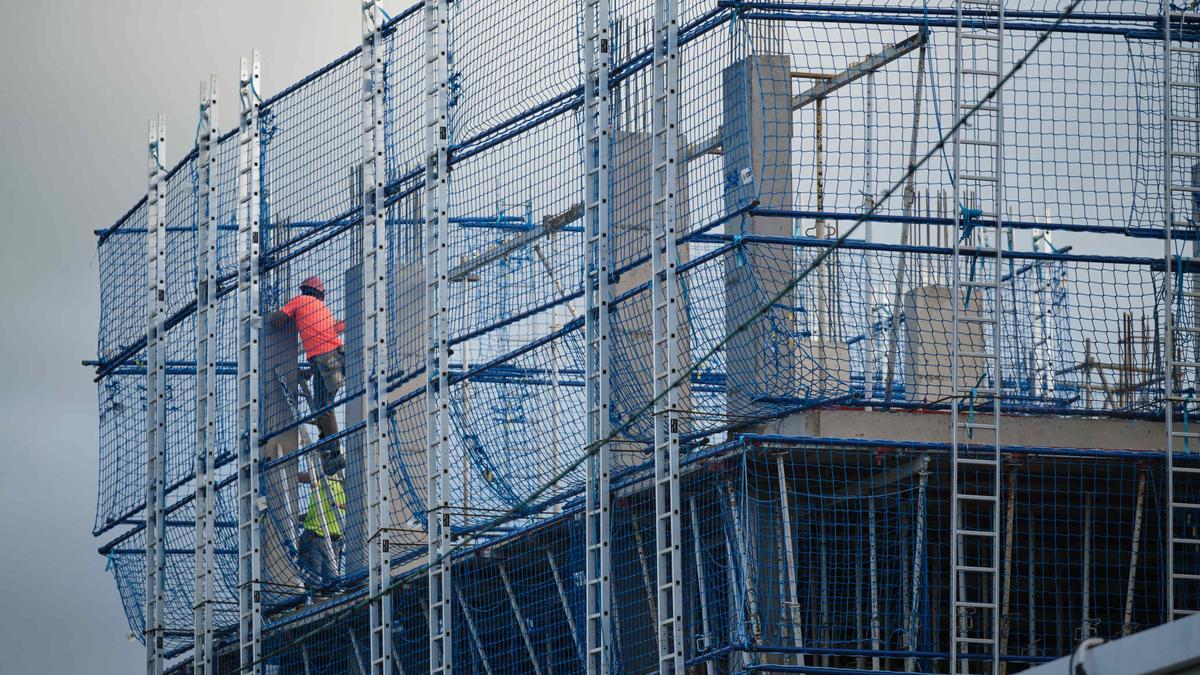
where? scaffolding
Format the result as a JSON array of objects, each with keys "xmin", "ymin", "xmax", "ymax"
[{"xmin": 86, "ymin": 0, "xmax": 1200, "ymax": 673}]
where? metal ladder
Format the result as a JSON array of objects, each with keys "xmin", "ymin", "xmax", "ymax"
[
  {"xmin": 651, "ymin": 0, "xmax": 684, "ymax": 672},
  {"xmin": 236, "ymin": 50, "xmax": 264, "ymax": 675},
  {"xmin": 1164, "ymin": 2, "xmax": 1200, "ymax": 622},
  {"xmin": 951, "ymin": 0, "xmax": 1004, "ymax": 671},
  {"xmin": 192, "ymin": 75, "xmax": 219, "ymax": 675},
  {"xmin": 582, "ymin": 0, "xmax": 614, "ymax": 671},
  {"xmin": 425, "ymin": 0, "xmax": 454, "ymax": 671},
  {"xmin": 362, "ymin": 2, "xmax": 394, "ymax": 672},
  {"xmin": 145, "ymin": 112, "xmax": 167, "ymax": 675}
]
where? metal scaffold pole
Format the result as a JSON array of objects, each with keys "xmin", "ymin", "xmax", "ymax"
[
  {"xmin": 362, "ymin": 2, "xmax": 394, "ymax": 672},
  {"xmin": 951, "ymin": 0, "xmax": 1005, "ymax": 670},
  {"xmin": 582, "ymin": 0, "xmax": 614, "ymax": 670},
  {"xmin": 145, "ymin": 112, "xmax": 168, "ymax": 675},
  {"xmin": 652, "ymin": 0, "xmax": 684, "ymax": 670},
  {"xmin": 425, "ymin": 0, "xmax": 453, "ymax": 671},
  {"xmin": 1163, "ymin": 0, "xmax": 1200, "ymax": 622},
  {"xmin": 193, "ymin": 74, "xmax": 219, "ymax": 675},
  {"xmin": 236, "ymin": 49, "xmax": 264, "ymax": 675}
]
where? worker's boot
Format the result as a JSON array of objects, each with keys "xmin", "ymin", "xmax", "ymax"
[{"xmin": 320, "ymin": 444, "xmax": 345, "ymax": 475}]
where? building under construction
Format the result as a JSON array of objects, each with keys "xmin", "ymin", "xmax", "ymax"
[{"xmin": 88, "ymin": 0, "xmax": 1200, "ymax": 673}]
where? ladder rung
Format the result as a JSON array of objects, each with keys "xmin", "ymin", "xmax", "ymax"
[
  {"xmin": 956, "ymin": 601, "xmax": 997, "ymax": 609},
  {"xmin": 958, "ymin": 457, "xmax": 999, "ymax": 466},
  {"xmin": 956, "ymin": 529, "xmax": 998, "ymax": 538},
  {"xmin": 960, "ymin": 351, "xmax": 994, "ymax": 360},
  {"xmin": 958, "ymin": 565, "xmax": 997, "ymax": 573},
  {"xmin": 956, "ymin": 637, "xmax": 999, "ymax": 645},
  {"xmin": 958, "ymin": 493, "xmax": 998, "ymax": 502}
]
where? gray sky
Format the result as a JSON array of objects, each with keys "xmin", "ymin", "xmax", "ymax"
[{"xmin": 0, "ymin": 3, "xmax": 356, "ymax": 672}]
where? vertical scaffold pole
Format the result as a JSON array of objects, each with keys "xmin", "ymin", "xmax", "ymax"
[
  {"xmin": 652, "ymin": 0, "xmax": 684, "ymax": 670},
  {"xmin": 583, "ymin": 0, "xmax": 614, "ymax": 670},
  {"xmin": 145, "ymin": 112, "xmax": 167, "ymax": 675},
  {"xmin": 361, "ymin": 2, "xmax": 394, "ymax": 672},
  {"xmin": 236, "ymin": 50, "xmax": 264, "ymax": 675},
  {"xmin": 193, "ymin": 75, "xmax": 219, "ymax": 675},
  {"xmin": 951, "ymin": 0, "xmax": 1004, "ymax": 671},
  {"xmin": 425, "ymin": 0, "xmax": 453, "ymax": 671},
  {"xmin": 1163, "ymin": 0, "xmax": 1200, "ymax": 622}
]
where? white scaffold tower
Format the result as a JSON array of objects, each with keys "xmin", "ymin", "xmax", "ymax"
[
  {"xmin": 145, "ymin": 112, "xmax": 168, "ymax": 675},
  {"xmin": 651, "ymin": 0, "xmax": 685, "ymax": 671},
  {"xmin": 583, "ymin": 0, "xmax": 614, "ymax": 671},
  {"xmin": 425, "ymin": 0, "xmax": 454, "ymax": 671},
  {"xmin": 950, "ymin": 0, "xmax": 1005, "ymax": 671},
  {"xmin": 1163, "ymin": 0, "xmax": 1200, "ymax": 622},
  {"xmin": 236, "ymin": 50, "xmax": 264, "ymax": 675},
  {"xmin": 361, "ymin": 1, "xmax": 395, "ymax": 672},
  {"xmin": 193, "ymin": 74, "xmax": 219, "ymax": 675}
]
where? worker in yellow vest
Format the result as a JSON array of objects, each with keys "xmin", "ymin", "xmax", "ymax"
[{"xmin": 297, "ymin": 469, "xmax": 345, "ymax": 591}]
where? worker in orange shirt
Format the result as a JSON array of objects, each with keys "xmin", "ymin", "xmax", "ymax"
[{"xmin": 270, "ymin": 276, "xmax": 346, "ymax": 471}]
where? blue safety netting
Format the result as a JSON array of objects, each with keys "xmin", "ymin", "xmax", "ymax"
[{"xmin": 89, "ymin": 0, "xmax": 1200, "ymax": 670}]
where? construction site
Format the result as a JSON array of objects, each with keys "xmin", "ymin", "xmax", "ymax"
[{"xmin": 87, "ymin": 0, "xmax": 1200, "ymax": 673}]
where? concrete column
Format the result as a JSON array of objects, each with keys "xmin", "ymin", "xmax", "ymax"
[
  {"xmin": 723, "ymin": 54, "xmax": 796, "ymax": 415},
  {"xmin": 610, "ymin": 128, "xmax": 692, "ymax": 455},
  {"xmin": 261, "ymin": 314, "xmax": 301, "ymax": 595},
  {"xmin": 903, "ymin": 285, "xmax": 984, "ymax": 404},
  {"xmin": 343, "ymin": 262, "xmax": 367, "ymax": 574}
]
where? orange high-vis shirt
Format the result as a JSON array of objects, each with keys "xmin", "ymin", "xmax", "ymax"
[{"xmin": 280, "ymin": 295, "xmax": 345, "ymax": 358}]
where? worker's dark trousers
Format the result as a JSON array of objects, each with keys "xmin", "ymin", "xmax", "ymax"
[
  {"xmin": 298, "ymin": 529, "xmax": 343, "ymax": 588},
  {"xmin": 311, "ymin": 347, "xmax": 345, "ymax": 440}
]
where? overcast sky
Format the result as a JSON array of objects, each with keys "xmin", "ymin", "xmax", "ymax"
[{"xmin": 0, "ymin": 3, "xmax": 357, "ymax": 672}]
